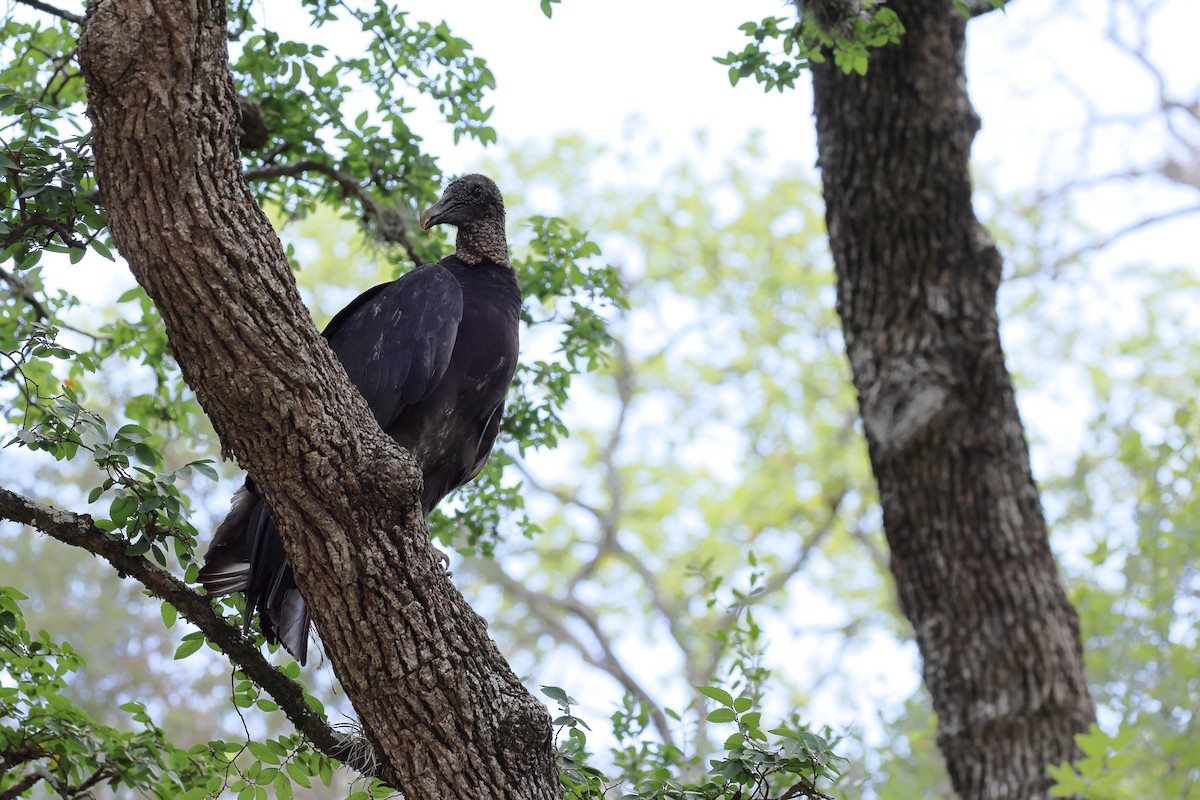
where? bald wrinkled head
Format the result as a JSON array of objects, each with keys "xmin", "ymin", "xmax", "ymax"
[
  {"xmin": 419, "ymin": 174, "xmax": 505, "ymax": 231},
  {"xmin": 419, "ymin": 174, "xmax": 510, "ymax": 267}
]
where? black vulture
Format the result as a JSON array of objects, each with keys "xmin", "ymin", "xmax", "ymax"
[{"xmin": 198, "ymin": 174, "xmax": 520, "ymax": 664}]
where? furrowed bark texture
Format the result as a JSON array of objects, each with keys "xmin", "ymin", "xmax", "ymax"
[
  {"xmin": 809, "ymin": 3, "xmax": 1095, "ymax": 798},
  {"xmin": 77, "ymin": 2, "xmax": 557, "ymax": 798}
]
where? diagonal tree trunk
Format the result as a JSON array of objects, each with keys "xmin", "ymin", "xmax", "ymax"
[
  {"xmin": 809, "ymin": 2, "xmax": 1095, "ymax": 797},
  {"xmin": 77, "ymin": 2, "xmax": 558, "ymax": 798}
]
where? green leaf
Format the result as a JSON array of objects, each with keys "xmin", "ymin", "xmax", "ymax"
[
  {"xmin": 116, "ymin": 423, "xmax": 152, "ymax": 439},
  {"xmin": 541, "ymin": 685, "xmax": 570, "ymax": 703},
  {"xmin": 706, "ymin": 708, "xmax": 737, "ymax": 723},
  {"xmin": 696, "ymin": 686, "xmax": 734, "ymax": 707},
  {"xmin": 161, "ymin": 602, "xmax": 177, "ymax": 629},
  {"xmin": 190, "ymin": 459, "xmax": 220, "ymax": 481},
  {"xmin": 125, "ymin": 538, "xmax": 151, "ymax": 556},
  {"xmin": 134, "ymin": 442, "xmax": 159, "ymax": 466},
  {"xmin": 274, "ymin": 771, "xmax": 294, "ymax": 800},
  {"xmin": 285, "ymin": 761, "xmax": 312, "ymax": 789},
  {"xmin": 173, "ymin": 636, "xmax": 204, "ymax": 660},
  {"xmin": 247, "ymin": 740, "xmax": 279, "ymax": 764}
]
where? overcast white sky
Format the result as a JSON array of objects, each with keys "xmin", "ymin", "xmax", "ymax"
[
  {"xmin": 397, "ymin": 0, "xmax": 1196, "ymax": 206},
  {"xmin": 398, "ymin": 0, "xmax": 817, "ymax": 178}
]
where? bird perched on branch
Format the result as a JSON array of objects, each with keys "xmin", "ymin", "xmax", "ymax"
[{"xmin": 198, "ymin": 174, "xmax": 520, "ymax": 665}]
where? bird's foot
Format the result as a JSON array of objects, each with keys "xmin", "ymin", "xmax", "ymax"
[{"xmin": 432, "ymin": 546, "xmax": 452, "ymax": 577}]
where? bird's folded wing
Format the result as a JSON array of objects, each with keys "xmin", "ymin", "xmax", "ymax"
[{"xmin": 322, "ymin": 263, "xmax": 464, "ymax": 427}]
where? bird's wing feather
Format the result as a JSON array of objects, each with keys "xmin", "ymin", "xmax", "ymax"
[{"xmin": 323, "ymin": 263, "xmax": 464, "ymax": 426}]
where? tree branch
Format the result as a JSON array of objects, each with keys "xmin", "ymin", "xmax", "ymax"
[
  {"xmin": 478, "ymin": 558, "xmax": 677, "ymax": 748},
  {"xmin": 0, "ymin": 264, "xmax": 104, "ymax": 341},
  {"xmin": 13, "ymin": 0, "xmax": 83, "ymax": 24},
  {"xmin": 962, "ymin": 0, "xmax": 1008, "ymax": 18},
  {"xmin": 1046, "ymin": 202, "xmax": 1200, "ymax": 273},
  {"xmin": 0, "ymin": 770, "xmax": 43, "ymax": 800},
  {"xmin": 511, "ymin": 458, "xmax": 604, "ymax": 519},
  {"xmin": 0, "ymin": 485, "xmax": 374, "ymax": 775},
  {"xmin": 243, "ymin": 160, "xmax": 423, "ymax": 265}
]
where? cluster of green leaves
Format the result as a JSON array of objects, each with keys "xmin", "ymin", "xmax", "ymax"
[
  {"xmin": 543, "ymin": 686, "xmax": 839, "ymax": 800},
  {"xmin": 714, "ymin": 6, "xmax": 904, "ymax": 87},
  {"xmin": 1046, "ymin": 396, "xmax": 1200, "ymax": 798},
  {"xmin": 162, "ymin": 596, "xmax": 372, "ymax": 800},
  {"xmin": 5, "ymin": 356, "xmax": 218, "ymax": 570},
  {"xmin": 173, "ymin": 719, "xmax": 352, "ymax": 800},
  {"xmin": 0, "ymin": 586, "xmax": 224, "ymax": 798},
  {"xmin": 544, "ymin": 638, "xmax": 845, "ymax": 800},
  {"xmin": 693, "ymin": 554, "xmax": 772, "ymax": 702},
  {"xmin": 0, "ymin": 18, "xmax": 108, "ymax": 267},
  {"xmin": 230, "ymin": 0, "xmax": 496, "ymax": 251},
  {"xmin": 509, "ymin": 215, "xmax": 624, "ymax": 449},
  {"xmin": 698, "ymin": 687, "xmax": 842, "ymax": 800}
]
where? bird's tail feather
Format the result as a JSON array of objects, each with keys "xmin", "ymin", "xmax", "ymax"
[
  {"xmin": 198, "ymin": 480, "xmax": 312, "ymax": 665},
  {"xmin": 197, "ymin": 483, "xmax": 258, "ymax": 595}
]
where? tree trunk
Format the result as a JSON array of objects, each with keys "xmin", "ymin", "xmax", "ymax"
[
  {"xmin": 809, "ymin": 3, "xmax": 1095, "ymax": 797},
  {"xmin": 77, "ymin": 2, "xmax": 558, "ymax": 798}
]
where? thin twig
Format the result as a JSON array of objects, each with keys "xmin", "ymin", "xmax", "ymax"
[
  {"xmin": 511, "ymin": 458, "xmax": 605, "ymax": 520},
  {"xmin": 13, "ymin": 0, "xmax": 83, "ymax": 24},
  {"xmin": 1046, "ymin": 203, "xmax": 1200, "ymax": 273},
  {"xmin": 71, "ymin": 765, "xmax": 113, "ymax": 796},
  {"xmin": 0, "ymin": 263, "xmax": 106, "ymax": 340},
  {"xmin": 704, "ymin": 488, "xmax": 847, "ymax": 678}
]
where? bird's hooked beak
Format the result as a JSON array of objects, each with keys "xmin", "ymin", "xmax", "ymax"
[{"xmin": 419, "ymin": 195, "xmax": 455, "ymax": 230}]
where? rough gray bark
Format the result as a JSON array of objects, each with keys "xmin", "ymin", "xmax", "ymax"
[
  {"xmin": 809, "ymin": 2, "xmax": 1096, "ymax": 798},
  {"xmin": 76, "ymin": 2, "xmax": 558, "ymax": 798}
]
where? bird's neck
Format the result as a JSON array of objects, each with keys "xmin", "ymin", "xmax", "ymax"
[{"xmin": 454, "ymin": 219, "xmax": 510, "ymax": 268}]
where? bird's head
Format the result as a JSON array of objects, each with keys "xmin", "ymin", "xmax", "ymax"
[{"xmin": 419, "ymin": 174, "xmax": 505, "ymax": 231}]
